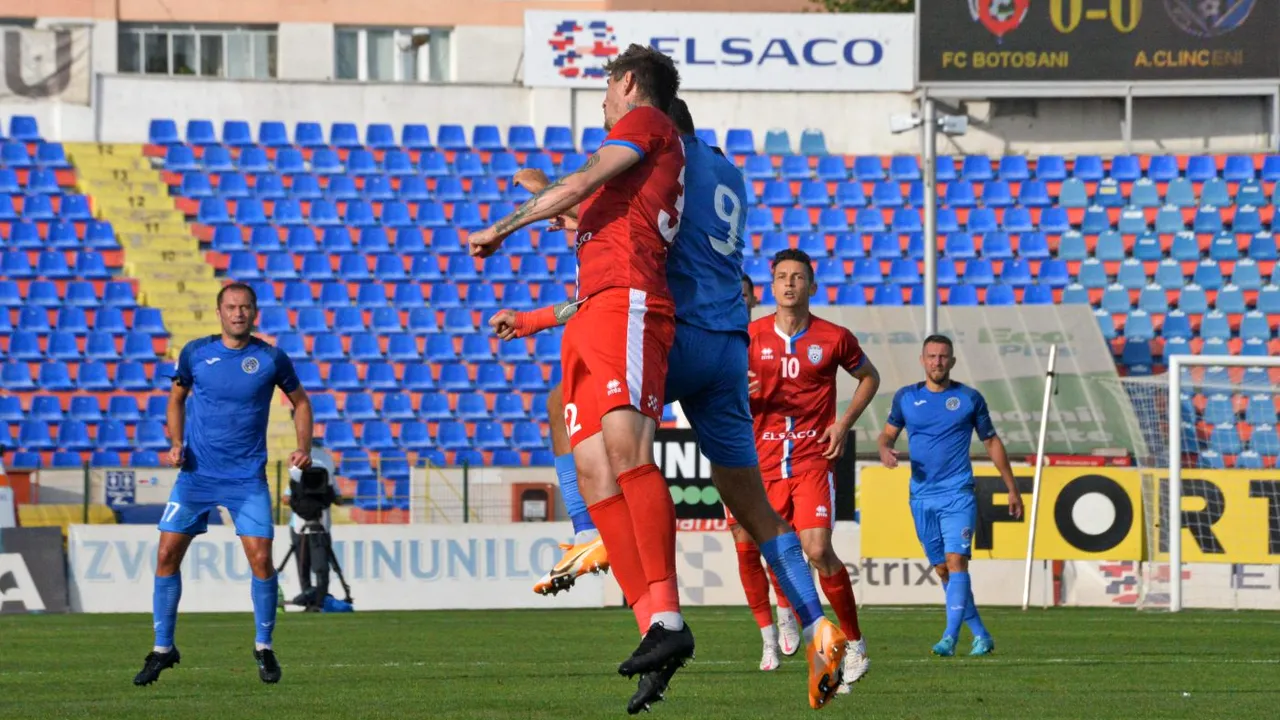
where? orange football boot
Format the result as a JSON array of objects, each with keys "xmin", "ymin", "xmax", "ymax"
[
  {"xmin": 532, "ymin": 534, "xmax": 610, "ymax": 595},
  {"xmin": 806, "ymin": 617, "xmax": 847, "ymax": 710}
]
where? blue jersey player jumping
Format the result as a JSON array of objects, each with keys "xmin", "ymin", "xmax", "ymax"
[
  {"xmin": 876, "ymin": 334, "xmax": 1024, "ymax": 657},
  {"xmin": 133, "ymin": 283, "xmax": 314, "ymax": 687},
  {"xmin": 489, "ymin": 98, "xmax": 848, "ymax": 713}
]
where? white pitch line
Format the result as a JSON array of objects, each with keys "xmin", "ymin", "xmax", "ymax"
[{"xmin": 3, "ymin": 656, "xmax": 1277, "ymax": 679}]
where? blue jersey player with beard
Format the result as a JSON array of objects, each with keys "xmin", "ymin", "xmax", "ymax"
[{"xmin": 489, "ymin": 99, "xmax": 848, "ymax": 713}]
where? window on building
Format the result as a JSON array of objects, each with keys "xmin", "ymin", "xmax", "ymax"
[
  {"xmin": 118, "ymin": 24, "xmax": 277, "ymax": 79},
  {"xmin": 333, "ymin": 27, "xmax": 452, "ymax": 82}
]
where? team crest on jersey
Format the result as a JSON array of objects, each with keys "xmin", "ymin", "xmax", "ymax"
[
  {"xmin": 946, "ymin": 397, "xmax": 961, "ymax": 411},
  {"xmin": 807, "ymin": 345, "xmax": 823, "ymax": 365},
  {"xmin": 242, "ymin": 357, "xmax": 259, "ymax": 374}
]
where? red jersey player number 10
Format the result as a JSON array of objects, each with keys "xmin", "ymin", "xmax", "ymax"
[
  {"xmin": 748, "ymin": 315, "xmax": 867, "ymax": 483},
  {"xmin": 560, "ymin": 106, "xmax": 686, "ymax": 447}
]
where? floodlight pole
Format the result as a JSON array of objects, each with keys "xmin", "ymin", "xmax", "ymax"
[{"xmin": 921, "ymin": 98, "xmax": 938, "ymax": 339}]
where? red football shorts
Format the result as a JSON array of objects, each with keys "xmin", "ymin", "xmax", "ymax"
[
  {"xmin": 560, "ymin": 287, "xmax": 675, "ymax": 448},
  {"xmin": 724, "ymin": 469, "xmax": 835, "ymax": 532}
]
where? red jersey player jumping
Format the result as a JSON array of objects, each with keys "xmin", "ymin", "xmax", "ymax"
[
  {"xmin": 732, "ymin": 248, "xmax": 880, "ymax": 692},
  {"xmin": 468, "ymin": 45, "xmax": 695, "ymax": 709}
]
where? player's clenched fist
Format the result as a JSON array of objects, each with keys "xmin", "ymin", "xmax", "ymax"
[
  {"xmin": 288, "ymin": 448, "xmax": 312, "ymax": 470},
  {"xmin": 878, "ymin": 444, "xmax": 898, "ymax": 469},
  {"xmin": 489, "ymin": 308, "xmax": 519, "ymax": 340},
  {"xmin": 167, "ymin": 444, "xmax": 184, "ymax": 468},
  {"xmin": 468, "ymin": 227, "xmax": 502, "ymax": 258}
]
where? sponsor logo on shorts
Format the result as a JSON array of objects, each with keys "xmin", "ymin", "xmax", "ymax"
[
  {"xmin": 646, "ymin": 394, "xmax": 661, "ymax": 412},
  {"xmin": 607, "ymin": 379, "xmax": 622, "ymax": 396},
  {"xmin": 961, "ymin": 526, "xmax": 973, "ymax": 541},
  {"xmin": 761, "ymin": 429, "xmax": 819, "ymax": 441},
  {"xmin": 946, "ymin": 397, "xmax": 961, "ymax": 411},
  {"xmin": 816, "ymin": 505, "xmax": 829, "ymax": 518},
  {"xmin": 242, "ymin": 357, "xmax": 259, "ymax": 374}
]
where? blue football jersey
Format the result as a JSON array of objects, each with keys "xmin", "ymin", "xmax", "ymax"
[
  {"xmin": 666, "ymin": 135, "xmax": 749, "ymax": 335},
  {"xmin": 174, "ymin": 336, "xmax": 301, "ymax": 480},
  {"xmin": 886, "ymin": 381, "xmax": 997, "ymax": 499}
]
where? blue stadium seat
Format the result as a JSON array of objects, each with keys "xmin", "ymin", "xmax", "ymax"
[
  {"xmin": 1162, "ymin": 310, "xmax": 1192, "ymax": 340},
  {"xmin": 984, "ymin": 284, "xmax": 1015, "ymax": 306},
  {"xmin": 1221, "ymin": 155, "xmax": 1255, "ymax": 182},
  {"xmin": 1109, "ymin": 155, "xmax": 1141, "ymax": 183},
  {"xmin": 1143, "ymin": 155, "xmax": 1177, "ymax": 183},
  {"xmin": 1072, "ymin": 155, "xmax": 1104, "ymax": 182},
  {"xmin": 148, "ymin": 118, "xmax": 180, "ymax": 145},
  {"xmin": 780, "ymin": 155, "xmax": 810, "ymax": 180},
  {"xmin": 1057, "ymin": 178, "xmax": 1088, "ymax": 209},
  {"xmin": 1184, "ymin": 155, "xmax": 1216, "ymax": 183}
]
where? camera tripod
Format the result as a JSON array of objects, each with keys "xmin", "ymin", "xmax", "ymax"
[{"xmin": 276, "ymin": 521, "xmax": 354, "ymax": 607}]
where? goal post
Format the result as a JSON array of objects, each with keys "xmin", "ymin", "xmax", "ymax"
[
  {"xmin": 1167, "ymin": 354, "xmax": 1280, "ymax": 612},
  {"xmin": 1112, "ymin": 354, "xmax": 1280, "ymax": 612}
]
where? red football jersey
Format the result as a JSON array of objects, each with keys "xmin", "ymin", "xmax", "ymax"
[
  {"xmin": 749, "ymin": 314, "xmax": 866, "ymax": 482},
  {"xmin": 575, "ymin": 106, "xmax": 685, "ymax": 300}
]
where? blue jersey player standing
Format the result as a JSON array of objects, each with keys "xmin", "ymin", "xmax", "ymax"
[
  {"xmin": 490, "ymin": 98, "xmax": 848, "ymax": 713},
  {"xmin": 133, "ymin": 283, "xmax": 313, "ymax": 687},
  {"xmin": 876, "ymin": 334, "xmax": 1023, "ymax": 657}
]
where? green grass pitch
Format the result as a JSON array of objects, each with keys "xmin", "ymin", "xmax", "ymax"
[{"xmin": 3, "ymin": 606, "xmax": 1278, "ymax": 719}]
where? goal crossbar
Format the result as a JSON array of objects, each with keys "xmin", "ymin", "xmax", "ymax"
[{"xmin": 1167, "ymin": 354, "xmax": 1280, "ymax": 612}]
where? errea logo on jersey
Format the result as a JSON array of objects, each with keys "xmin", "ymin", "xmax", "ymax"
[
  {"xmin": 761, "ymin": 347, "xmax": 774, "ymax": 360},
  {"xmin": 761, "ymin": 429, "xmax": 819, "ymax": 441},
  {"xmin": 607, "ymin": 379, "xmax": 622, "ymax": 396}
]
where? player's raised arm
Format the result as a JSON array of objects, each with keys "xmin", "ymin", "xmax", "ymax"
[
  {"xmin": 488, "ymin": 300, "xmax": 582, "ymax": 341},
  {"xmin": 512, "ymin": 168, "xmax": 581, "ymax": 221},
  {"xmin": 973, "ymin": 391, "xmax": 1023, "ymax": 518},
  {"xmin": 469, "ymin": 144, "xmax": 642, "ymax": 257},
  {"xmin": 877, "ymin": 387, "xmax": 907, "ymax": 469}
]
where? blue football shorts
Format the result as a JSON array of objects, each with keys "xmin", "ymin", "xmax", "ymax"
[
  {"xmin": 909, "ymin": 491, "xmax": 978, "ymax": 566},
  {"xmin": 158, "ymin": 472, "xmax": 275, "ymax": 539},
  {"xmin": 663, "ymin": 323, "xmax": 758, "ymax": 468}
]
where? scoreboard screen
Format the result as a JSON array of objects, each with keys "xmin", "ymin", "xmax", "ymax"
[{"xmin": 919, "ymin": 0, "xmax": 1279, "ymax": 83}]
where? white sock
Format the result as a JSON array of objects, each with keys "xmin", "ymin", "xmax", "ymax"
[
  {"xmin": 573, "ymin": 528, "xmax": 600, "ymax": 545},
  {"xmin": 255, "ymin": 642, "xmax": 272, "ymax": 652},
  {"xmin": 777, "ymin": 606, "xmax": 796, "ymax": 625},
  {"xmin": 153, "ymin": 645, "xmax": 173, "ymax": 654},
  {"xmin": 650, "ymin": 611, "xmax": 684, "ymax": 631},
  {"xmin": 761, "ymin": 625, "xmax": 778, "ymax": 647}
]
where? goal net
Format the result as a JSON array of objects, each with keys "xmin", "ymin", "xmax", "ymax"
[{"xmin": 1110, "ymin": 356, "xmax": 1280, "ymax": 611}]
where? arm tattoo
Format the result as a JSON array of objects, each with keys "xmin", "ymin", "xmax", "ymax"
[{"xmin": 492, "ymin": 154, "xmax": 603, "ymax": 236}]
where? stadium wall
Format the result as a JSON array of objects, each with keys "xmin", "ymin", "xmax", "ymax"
[{"xmin": 1, "ymin": 76, "xmax": 1271, "ymax": 155}]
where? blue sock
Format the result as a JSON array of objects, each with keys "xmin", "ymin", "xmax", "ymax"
[
  {"xmin": 152, "ymin": 573, "xmax": 181, "ymax": 648},
  {"xmin": 555, "ymin": 453, "xmax": 595, "ymax": 534},
  {"xmin": 251, "ymin": 574, "xmax": 278, "ymax": 646},
  {"xmin": 944, "ymin": 572, "xmax": 970, "ymax": 641},
  {"xmin": 759, "ymin": 532, "xmax": 824, "ymax": 630},
  {"xmin": 942, "ymin": 577, "xmax": 990, "ymax": 639}
]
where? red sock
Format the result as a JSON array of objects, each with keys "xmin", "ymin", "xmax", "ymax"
[
  {"xmin": 768, "ymin": 566, "xmax": 792, "ymax": 610},
  {"xmin": 735, "ymin": 542, "xmax": 773, "ymax": 629},
  {"xmin": 631, "ymin": 593, "xmax": 652, "ymax": 636},
  {"xmin": 819, "ymin": 565, "xmax": 862, "ymax": 641},
  {"xmin": 588, "ymin": 493, "xmax": 651, "ymax": 628},
  {"xmin": 617, "ymin": 464, "xmax": 679, "ymax": 615}
]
